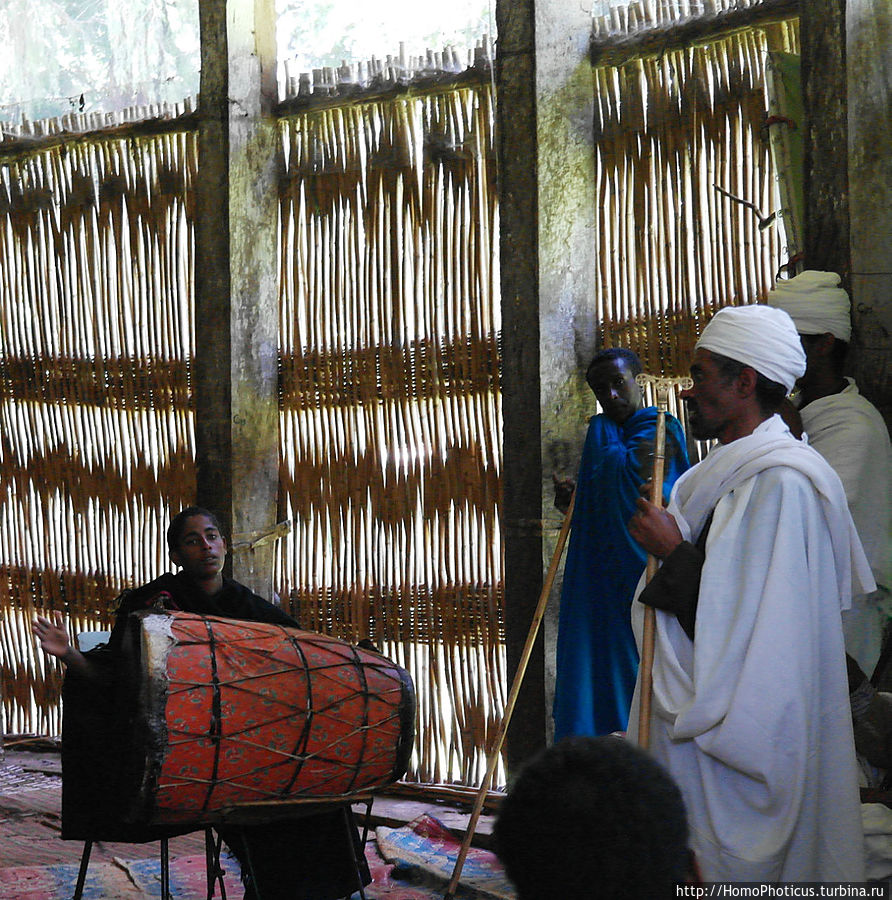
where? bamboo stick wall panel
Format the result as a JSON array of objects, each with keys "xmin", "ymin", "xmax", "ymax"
[
  {"xmin": 277, "ymin": 86, "xmax": 504, "ymax": 786},
  {"xmin": 0, "ymin": 10, "xmax": 799, "ymax": 784},
  {"xmin": 0, "ymin": 131, "xmax": 197, "ymax": 735},
  {"xmin": 592, "ymin": 19, "xmax": 799, "ymax": 379}
]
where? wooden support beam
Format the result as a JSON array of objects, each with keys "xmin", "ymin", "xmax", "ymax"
[
  {"xmin": 845, "ymin": 0, "xmax": 892, "ymax": 422},
  {"xmin": 498, "ymin": 0, "xmax": 598, "ymax": 772},
  {"xmin": 0, "ymin": 113, "xmax": 198, "ymax": 162},
  {"xmin": 195, "ymin": 0, "xmax": 281, "ymax": 600},
  {"xmin": 800, "ymin": 0, "xmax": 850, "ymax": 281},
  {"xmin": 590, "ymin": 0, "xmax": 800, "ymax": 67}
]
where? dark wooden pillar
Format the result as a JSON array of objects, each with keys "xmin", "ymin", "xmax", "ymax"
[
  {"xmin": 498, "ymin": 0, "xmax": 598, "ymax": 776},
  {"xmin": 195, "ymin": 0, "xmax": 281, "ymax": 598},
  {"xmin": 800, "ymin": 0, "xmax": 849, "ymax": 279},
  {"xmin": 845, "ymin": 0, "xmax": 892, "ymax": 421},
  {"xmin": 498, "ymin": 0, "xmax": 544, "ymax": 776},
  {"xmin": 802, "ymin": 0, "xmax": 891, "ymax": 422}
]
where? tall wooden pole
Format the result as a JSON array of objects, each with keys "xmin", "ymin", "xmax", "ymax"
[
  {"xmin": 443, "ymin": 492, "xmax": 576, "ymax": 899},
  {"xmin": 635, "ymin": 408, "xmax": 666, "ymax": 750},
  {"xmin": 195, "ymin": 0, "xmax": 281, "ymax": 599},
  {"xmin": 634, "ymin": 374, "xmax": 690, "ymax": 748}
]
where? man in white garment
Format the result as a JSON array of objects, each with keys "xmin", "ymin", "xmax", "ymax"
[
  {"xmin": 627, "ymin": 304, "xmax": 876, "ymax": 883},
  {"xmin": 767, "ymin": 269, "xmax": 891, "ymax": 677}
]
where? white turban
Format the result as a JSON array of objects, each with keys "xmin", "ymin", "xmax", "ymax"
[
  {"xmin": 765, "ymin": 270, "xmax": 851, "ymax": 342},
  {"xmin": 696, "ymin": 305, "xmax": 806, "ymax": 392}
]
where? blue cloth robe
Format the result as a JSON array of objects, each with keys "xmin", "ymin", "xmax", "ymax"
[{"xmin": 553, "ymin": 407, "xmax": 689, "ymax": 739}]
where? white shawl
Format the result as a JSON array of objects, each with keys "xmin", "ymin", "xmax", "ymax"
[
  {"xmin": 629, "ymin": 416, "xmax": 873, "ymax": 882},
  {"xmin": 800, "ymin": 380, "xmax": 891, "ymax": 674},
  {"xmin": 800, "ymin": 379, "xmax": 890, "ymax": 589}
]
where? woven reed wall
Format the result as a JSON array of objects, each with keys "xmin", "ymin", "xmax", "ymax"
[
  {"xmin": 277, "ymin": 85, "xmax": 503, "ymax": 785},
  {"xmin": 0, "ymin": 7, "xmax": 799, "ymax": 784},
  {"xmin": 592, "ymin": 12, "xmax": 800, "ymax": 379},
  {"xmin": 0, "ymin": 130, "xmax": 197, "ymax": 736}
]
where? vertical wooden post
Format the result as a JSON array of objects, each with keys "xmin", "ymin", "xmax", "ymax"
[
  {"xmin": 498, "ymin": 0, "xmax": 546, "ymax": 776},
  {"xmin": 801, "ymin": 0, "xmax": 891, "ymax": 424},
  {"xmin": 195, "ymin": 0, "xmax": 281, "ymax": 599},
  {"xmin": 845, "ymin": 0, "xmax": 892, "ymax": 424},
  {"xmin": 498, "ymin": 0, "xmax": 598, "ymax": 772},
  {"xmin": 800, "ymin": 0, "xmax": 849, "ymax": 279}
]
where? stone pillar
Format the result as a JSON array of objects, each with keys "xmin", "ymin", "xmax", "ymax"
[
  {"xmin": 846, "ymin": 0, "xmax": 892, "ymax": 423},
  {"xmin": 195, "ymin": 0, "xmax": 281, "ymax": 599},
  {"xmin": 498, "ymin": 0, "xmax": 598, "ymax": 773}
]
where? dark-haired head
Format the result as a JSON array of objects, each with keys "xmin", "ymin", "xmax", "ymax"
[
  {"xmin": 167, "ymin": 506, "xmax": 224, "ymax": 554},
  {"xmin": 494, "ymin": 736, "xmax": 691, "ymax": 899},
  {"xmin": 585, "ymin": 348, "xmax": 645, "ymax": 424},
  {"xmin": 710, "ymin": 353, "xmax": 788, "ymax": 416},
  {"xmin": 586, "ymin": 347, "xmax": 643, "ymax": 385}
]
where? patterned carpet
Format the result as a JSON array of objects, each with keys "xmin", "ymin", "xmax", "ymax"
[
  {"xmin": 0, "ymin": 751, "xmax": 515, "ymax": 900},
  {"xmin": 0, "ymin": 852, "xmax": 238, "ymax": 899},
  {"xmin": 376, "ymin": 814, "xmax": 514, "ymax": 899},
  {"xmin": 0, "ymin": 829, "xmax": 512, "ymax": 900}
]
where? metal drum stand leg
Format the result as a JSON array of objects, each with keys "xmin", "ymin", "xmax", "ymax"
[
  {"xmin": 205, "ymin": 828, "xmax": 227, "ymax": 900},
  {"xmin": 74, "ymin": 837, "xmax": 172, "ymax": 900}
]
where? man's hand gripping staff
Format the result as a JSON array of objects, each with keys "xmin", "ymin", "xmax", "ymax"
[{"xmin": 630, "ymin": 373, "xmax": 692, "ymax": 749}]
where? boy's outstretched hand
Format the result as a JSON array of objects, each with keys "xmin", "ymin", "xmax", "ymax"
[{"xmin": 32, "ymin": 612, "xmax": 72, "ymax": 660}]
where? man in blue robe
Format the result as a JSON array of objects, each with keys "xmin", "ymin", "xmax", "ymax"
[{"xmin": 553, "ymin": 349, "xmax": 689, "ymax": 739}]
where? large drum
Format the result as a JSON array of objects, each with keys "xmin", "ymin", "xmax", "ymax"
[{"xmin": 117, "ymin": 610, "xmax": 415, "ymax": 826}]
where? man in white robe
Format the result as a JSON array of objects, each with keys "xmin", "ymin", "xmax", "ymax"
[
  {"xmin": 767, "ymin": 270, "xmax": 891, "ymax": 676},
  {"xmin": 627, "ymin": 304, "xmax": 876, "ymax": 883}
]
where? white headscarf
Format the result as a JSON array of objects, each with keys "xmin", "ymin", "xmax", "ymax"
[
  {"xmin": 765, "ymin": 270, "xmax": 852, "ymax": 342},
  {"xmin": 696, "ymin": 305, "xmax": 806, "ymax": 392}
]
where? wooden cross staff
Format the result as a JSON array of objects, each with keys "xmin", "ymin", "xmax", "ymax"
[{"xmin": 634, "ymin": 373, "xmax": 691, "ymax": 750}]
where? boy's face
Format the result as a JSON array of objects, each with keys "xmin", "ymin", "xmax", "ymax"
[
  {"xmin": 587, "ymin": 357, "xmax": 642, "ymax": 424},
  {"xmin": 170, "ymin": 514, "xmax": 227, "ymax": 581}
]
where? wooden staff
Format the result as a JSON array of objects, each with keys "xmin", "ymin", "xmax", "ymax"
[
  {"xmin": 634, "ymin": 373, "xmax": 691, "ymax": 750},
  {"xmin": 443, "ymin": 489, "xmax": 576, "ymax": 900}
]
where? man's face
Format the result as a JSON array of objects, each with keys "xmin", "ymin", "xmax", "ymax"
[
  {"xmin": 680, "ymin": 348, "xmax": 741, "ymax": 442},
  {"xmin": 794, "ymin": 333, "xmax": 822, "ymax": 391},
  {"xmin": 587, "ymin": 357, "xmax": 642, "ymax": 424},
  {"xmin": 170, "ymin": 514, "xmax": 227, "ymax": 581}
]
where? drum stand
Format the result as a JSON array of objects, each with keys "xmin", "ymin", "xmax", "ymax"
[
  {"xmin": 205, "ymin": 830, "xmax": 229, "ymax": 900},
  {"xmin": 219, "ymin": 796, "xmax": 375, "ymax": 900},
  {"xmin": 73, "ymin": 828, "xmax": 226, "ymax": 900},
  {"xmin": 342, "ymin": 800, "xmax": 373, "ymax": 900}
]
